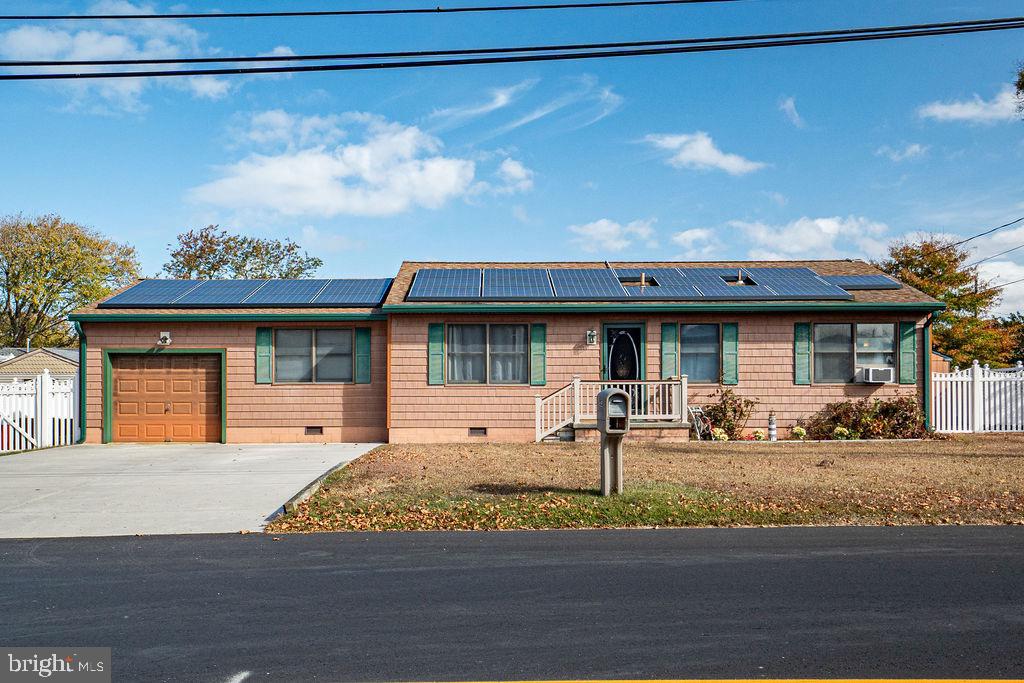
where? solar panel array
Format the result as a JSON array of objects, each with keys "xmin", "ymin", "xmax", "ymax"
[
  {"xmin": 404, "ymin": 266, "xmax": 867, "ymax": 301},
  {"xmin": 822, "ymin": 274, "xmax": 902, "ymax": 290},
  {"xmin": 100, "ymin": 278, "xmax": 393, "ymax": 308}
]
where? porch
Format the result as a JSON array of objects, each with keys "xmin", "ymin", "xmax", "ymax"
[{"xmin": 535, "ymin": 377, "xmax": 690, "ymax": 441}]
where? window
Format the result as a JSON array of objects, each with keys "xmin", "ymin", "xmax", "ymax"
[
  {"xmin": 489, "ymin": 324, "xmax": 529, "ymax": 384},
  {"xmin": 275, "ymin": 330, "xmax": 313, "ymax": 383},
  {"xmin": 855, "ymin": 323, "xmax": 895, "ymax": 377},
  {"xmin": 680, "ymin": 324, "xmax": 720, "ymax": 383},
  {"xmin": 813, "ymin": 324, "xmax": 853, "ymax": 383},
  {"xmin": 448, "ymin": 324, "xmax": 487, "ymax": 384},
  {"xmin": 447, "ymin": 323, "xmax": 531, "ymax": 385},
  {"xmin": 273, "ymin": 328, "xmax": 354, "ymax": 383}
]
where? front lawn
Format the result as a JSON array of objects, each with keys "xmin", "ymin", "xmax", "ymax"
[{"xmin": 267, "ymin": 435, "xmax": 1024, "ymax": 532}]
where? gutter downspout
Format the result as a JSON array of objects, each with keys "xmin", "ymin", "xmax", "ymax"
[
  {"xmin": 74, "ymin": 321, "xmax": 87, "ymax": 444},
  {"xmin": 923, "ymin": 313, "xmax": 933, "ymax": 432}
]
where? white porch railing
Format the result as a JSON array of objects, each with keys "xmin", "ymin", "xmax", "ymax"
[
  {"xmin": 535, "ymin": 376, "xmax": 688, "ymax": 441},
  {"xmin": 0, "ymin": 370, "xmax": 79, "ymax": 454}
]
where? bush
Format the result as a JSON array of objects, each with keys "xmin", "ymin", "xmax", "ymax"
[
  {"xmin": 710, "ymin": 427, "xmax": 729, "ymax": 441},
  {"xmin": 798, "ymin": 397, "xmax": 926, "ymax": 440},
  {"xmin": 790, "ymin": 426, "xmax": 807, "ymax": 440},
  {"xmin": 702, "ymin": 389, "xmax": 758, "ymax": 440}
]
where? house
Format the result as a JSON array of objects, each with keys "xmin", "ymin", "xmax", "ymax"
[
  {"xmin": 931, "ymin": 350, "xmax": 954, "ymax": 374},
  {"xmin": 0, "ymin": 348, "xmax": 79, "ymax": 382},
  {"xmin": 69, "ymin": 260, "xmax": 944, "ymax": 445}
]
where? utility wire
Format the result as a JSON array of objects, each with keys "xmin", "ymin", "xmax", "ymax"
[
  {"xmin": 952, "ymin": 215, "xmax": 1024, "ymax": 248},
  {"xmin": 965, "ymin": 242, "xmax": 1024, "ymax": 268},
  {"xmin": 0, "ymin": 0, "xmax": 743, "ymax": 21},
  {"xmin": 3, "ymin": 16, "xmax": 1021, "ymax": 67},
  {"xmin": 2, "ymin": 19, "xmax": 1022, "ymax": 80}
]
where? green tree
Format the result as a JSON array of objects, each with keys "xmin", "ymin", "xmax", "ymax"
[
  {"xmin": 0, "ymin": 214, "xmax": 139, "ymax": 347},
  {"xmin": 875, "ymin": 236, "xmax": 1010, "ymax": 366},
  {"xmin": 161, "ymin": 225, "xmax": 323, "ymax": 279},
  {"xmin": 997, "ymin": 313, "xmax": 1024, "ymax": 364}
]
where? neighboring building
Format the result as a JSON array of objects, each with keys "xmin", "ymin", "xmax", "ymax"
[
  {"xmin": 70, "ymin": 260, "xmax": 944, "ymax": 445},
  {"xmin": 0, "ymin": 348, "xmax": 79, "ymax": 381},
  {"xmin": 931, "ymin": 350, "xmax": 954, "ymax": 374}
]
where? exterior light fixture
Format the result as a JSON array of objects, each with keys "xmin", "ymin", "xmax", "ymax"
[{"xmin": 586, "ymin": 329, "xmax": 598, "ymax": 345}]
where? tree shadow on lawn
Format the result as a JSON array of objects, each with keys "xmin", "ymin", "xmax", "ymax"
[{"xmin": 470, "ymin": 483, "xmax": 598, "ymax": 496}]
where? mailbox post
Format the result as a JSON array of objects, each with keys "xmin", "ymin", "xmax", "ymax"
[{"xmin": 596, "ymin": 388, "xmax": 630, "ymax": 496}]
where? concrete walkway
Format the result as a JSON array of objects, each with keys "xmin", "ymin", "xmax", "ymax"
[{"xmin": 0, "ymin": 443, "xmax": 377, "ymax": 538}]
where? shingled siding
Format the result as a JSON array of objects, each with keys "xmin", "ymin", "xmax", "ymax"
[
  {"xmin": 80, "ymin": 321, "xmax": 387, "ymax": 444},
  {"xmin": 387, "ymin": 312, "xmax": 928, "ymax": 443}
]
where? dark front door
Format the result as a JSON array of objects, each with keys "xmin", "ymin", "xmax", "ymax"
[{"xmin": 605, "ymin": 326, "xmax": 643, "ymax": 380}]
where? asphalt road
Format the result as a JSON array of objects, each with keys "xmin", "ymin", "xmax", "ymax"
[{"xmin": 2, "ymin": 526, "xmax": 1024, "ymax": 682}]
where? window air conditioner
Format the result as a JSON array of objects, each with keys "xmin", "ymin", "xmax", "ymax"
[{"xmin": 864, "ymin": 367, "xmax": 894, "ymax": 384}]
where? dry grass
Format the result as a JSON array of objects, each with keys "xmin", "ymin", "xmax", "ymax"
[{"xmin": 268, "ymin": 435, "xmax": 1024, "ymax": 532}]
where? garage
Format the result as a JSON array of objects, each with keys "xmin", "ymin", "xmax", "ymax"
[{"xmin": 111, "ymin": 353, "xmax": 222, "ymax": 443}]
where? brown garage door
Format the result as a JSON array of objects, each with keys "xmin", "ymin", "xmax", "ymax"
[{"xmin": 112, "ymin": 354, "xmax": 221, "ymax": 443}]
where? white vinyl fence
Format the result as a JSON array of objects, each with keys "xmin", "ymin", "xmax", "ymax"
[
  {"xmin": 931, "ymin": 360, "xmax": 1024, "ymax": 433},
  {"xmin": 0, "ymin": 370, "xmax": 79, "ymax": 454}
]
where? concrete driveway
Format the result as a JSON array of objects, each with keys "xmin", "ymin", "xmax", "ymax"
[{"xmin": 0, "ymin": 443, "xmax": 378, "ymax": 538}]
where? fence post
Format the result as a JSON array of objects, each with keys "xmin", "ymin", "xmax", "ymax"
[
  {"xmin": 40, "ymin": 369, "xmax": 53, "ymax": 448},
  {"xmin": 678, "ymin": 375, "xmax": 688, "ymax": 422},
  {"xmin": 572, "ymin": 375, "xmax": 581, "ymax": 425},
  {"xmin": 71, "ymin": 374, "xmax": 80, "ymax": 444},
  {"xmin": 971, "ymin": 360, "xmax": 983, "ymax": 433}
]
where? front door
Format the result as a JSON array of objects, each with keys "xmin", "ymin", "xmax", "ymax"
[{"xmin": 604, "ymin": 325, "xmax": 643, "ymax": 380}]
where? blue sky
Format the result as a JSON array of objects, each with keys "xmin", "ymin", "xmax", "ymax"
[{"xmin": 1, "ymin": 1, "xmax": 1022, "ymax": 310}]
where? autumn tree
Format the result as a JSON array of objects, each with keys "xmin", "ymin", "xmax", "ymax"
[
  {"xmin": 997, "ymin": 313, "xmax": 1024, "ymax": 364},
  {"xmin": 161, "ymin": 225, "xmax": 323, "ymax": 279},
  {"xmin": 876, "ymin": 236, "xmax": 1011, "ymax": 366},
  {"xmin": 0, "ymin": 214, "xmax": 139, "ymax": 347}
]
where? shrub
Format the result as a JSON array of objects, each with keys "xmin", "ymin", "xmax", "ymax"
[
  {"xmin": 710, "ymin": 427, "xmax": 729, "ymax": 441},
  {"xmin": 753, "ymin": 429, "xmax": 767, "ymax": 441},
  {"xmin": 702, "ymin": 389, "xmax": 758, "ymax": 440},
  {"xmin": 798, "ymin": 397, "xmax": 926, "ymax": 440},
  {"xmin": 790, "ymin": 425, "xmax": 807, "ymax": 440}
]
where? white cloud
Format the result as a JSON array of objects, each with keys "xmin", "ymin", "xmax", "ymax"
[
  {"xmin": 429, "ymin": 80, "xmax": 537, "ymax": 128},
  {"xmin": 0, "ymin": 1, "xmax": 232, "ymax": 111},
  {"xmin": 236, "ymin": 110, "xmax": 347, "ymax": 148},
  {"xmin": 568, "ymin": 218, "xmax": 656, "ymax": 252},
  {"xmin": 761, "ymin": 191, "xmax": 788, "ymax": 207},
  {"xmin": 190, "ymin": 112, "xmax": 476, "ymax": 217},
  {"xmin": 778, "ymin": 96, "xmax": 805, "ymax": 128},
  {"xmin": 489, "ymin": 75, "xmax": 622, "ymax": 137},
  {"xmin": 978, "ymin": 260, "xmax": 1024, "ymax": 316},
  {"xmin": 734, "ymin": 215, "xmax": 890, "ymax": 260},
  {"xmin": 300, "ymin": 226, "xmax": 360, "ymax": 253},
  {"xmin": 918, "ymin": 85, "xmax": 1019, "ymax": 124},
  {"xmin": 495, "ymin": 158, "xmax": 534, "ymax": 193},
  {"xmin": 875, "ymin": 143, "xmax": 929, "ymax": 162},
  {"xmin": 644, "ymin": 131, "xmax": 766, "ymax": 176},
  {"xmin": 670, "ymin": 228, "xmax": 718, "ymax": 259}
]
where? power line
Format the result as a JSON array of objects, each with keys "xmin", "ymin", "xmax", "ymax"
[
  {"xmin": 983, "ymin": 276, "xmax": 1024, "ymax": 293},
  {"xmin": 966, "ymin": 242, "xmax": 1024, "ymax": 268},
  {"xmin": 0, "ymin": 0, "xmax": 743, "ymax": 21},
  {"xmin": 953, "ymin": 215, "xmax": 1024, "ymax": 248},
  {"xmin": 3, "ymin": 16, "xmax": 1021, "ymax": 67},
  {"xmin": 2, "ymin": 18, "xmax": 1022, "ymax": 81}
]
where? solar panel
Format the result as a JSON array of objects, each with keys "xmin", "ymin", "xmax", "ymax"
[
  {"xmin": 613, "ymin": 267, "xmax": 701, "ymax": 299},
  {"xmin": 481, "ymin": 269, "xmax": 554, "ymax": 300},
  {"xmin": 681, "ymin": 268, "xmax": 776, "ymax": 300},
  {"xmin": 174, "ymin": 280, "xmax": 268, "ymax": 306},
  {"xmin": 549, "ymin": 268, "xmax": 626, "ymax": 299},
  {"xmin": 821, "ymin": 274, "xmax": 902, "ymax": 291},
  {"xmin": 407, "ymin": 269, "xmax": 482, "ymax": 301},
  {"xmin": 244, "ymin": 279, "xmax": 331, "ymax": 305},
  {"xmin": 745, "ymin": 267, "xmax": 851, "ymax": 300},
  {"xmin": 99, "ymin": 280, "xmax": 203, "ymax": 308},
  {"xmin": 312, "ymin": 278, "xmax": 393, "ymax": 306}
]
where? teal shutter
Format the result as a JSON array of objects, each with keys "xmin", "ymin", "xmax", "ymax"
[
  {"xmin": 354, "ymin": 328, "xmax": 372, "ymax": 384},
  {"xmin": 530, "ymin": 324, "xmax": 547, "ymax": 386},
  {"xmin": 660, "ymin": 323, "xmax": 678, "ymax": 379},
  {"xmin": 794, "ymin": 322, "xmax": 811, "ymax": 385},
  {"xmin": 427, "ymin": 323, "xmax": 445, "ymax": 385},
  {"xmin": 255, "ymin": 327, "xmax": 273, "ymax": 384},
  {"xmin": 721, "ymin": 322, "xmax": 739, "ymax": 385},
  {"xmin": 899, "ymin": 321, "xmax": 917, "ymax": 384}
]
